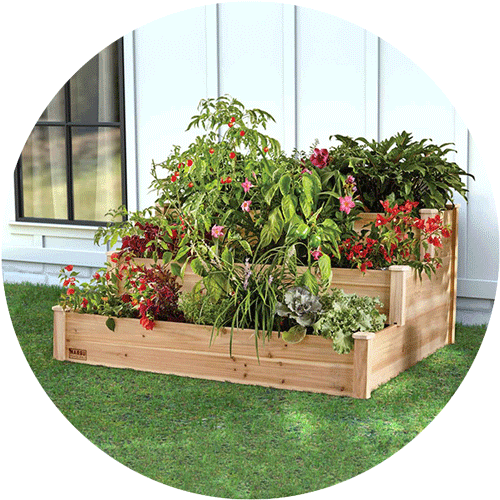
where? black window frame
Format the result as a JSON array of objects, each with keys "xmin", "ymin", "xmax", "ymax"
[{"xmin": 14, "ymin": 38, "xmax": 127, "ymax": 227}]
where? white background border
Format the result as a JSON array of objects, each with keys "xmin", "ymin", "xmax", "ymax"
[{"xmin": 1, "ymin": 1, "xmax": 498, "ymax": 499}]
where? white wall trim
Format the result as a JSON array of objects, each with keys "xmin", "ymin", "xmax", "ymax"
[
  {"xmin": 205, "ymin": 3, "xmax": 219, "ymax": 98},
  {"xmin": 364, "ymin": 31, "xmax": 379, "ymax": 140},
  {"xmin": 457, "ymin": 278, "xmax": 497, "ymax": 300},
  {"xmin": 282, "ymin": 3, "xmax": 297, "ymax": 152},
  {"xmin": 123, "ymin": 31, "xmax": 139, "ymax": 212},
  {"xmin": 2, "ymin": 247, "xmax": 106, "ymax": 267}
]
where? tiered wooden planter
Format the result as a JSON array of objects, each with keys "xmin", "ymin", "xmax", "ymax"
[{"xmin": 53, "ymin": 207, "xmax": 458, "ymax": 398}]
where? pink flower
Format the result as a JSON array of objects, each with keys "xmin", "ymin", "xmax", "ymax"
[
  {"xmin": 241, "ymin": 200, "xmax": 252, "ymax": 212},
  {"xmin": 241, "ymin": 178, "xmax": 254, "ymax": 193},
  {"xmin": 311, "ymin": 247, "xmax": 323, "ymax": 260},
  {"xmin": 310, "ymin": 148, "xmax": 329, "ymax": 169},
  {"xmin": 301, "ymin": 168, "xmax": 312, "ymax": 175},
  {"xmin": 339, "ymin": 196, "xmax": 355, "ymax": 215},
  {"xmin": 211, "ymin": 225, "xmax": 225, "ymax": 239}
]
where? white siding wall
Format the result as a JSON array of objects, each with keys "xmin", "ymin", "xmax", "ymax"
[{"xmin": 2, "ymin": 3, "xmax": 497, "ymax": 323}]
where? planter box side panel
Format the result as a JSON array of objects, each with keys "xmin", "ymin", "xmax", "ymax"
[
  {"xmin": 369, "ymin": 301, "xmax": 450, "ymax": 392},
  {"xmin": 330, "ymin": 268, "xmax": 391, "ymax": 317},
  {"xmin": 60, "ymin": 312, "xmax": 355, "ymax": 396}
]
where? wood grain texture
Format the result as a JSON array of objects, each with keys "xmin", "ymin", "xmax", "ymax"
[
  {"xmin": 52, "ymin": 305, "xmax": 66, "ymax": 361},
  {"xmin": 60, "ymin": 312, "xmax": 356, "ymax": 396},
  {"xmin": 53, "ymin": 208, "xmax": 458, "ymax": 398}
]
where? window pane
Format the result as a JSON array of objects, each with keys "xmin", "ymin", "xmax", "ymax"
[
  {"xmin": 72, "ymin": 127, "xmax": 122, "ymax": 221},
  {"xmin": 21, "ymin": 126, "xmax": 68, "ymax": 218},
  {"xmin": 70, "ymin": 42, "xmax": 120, "ymax": 123},
  {"xmin": 39, "ymin": 87, "xmax": 66, "ymax": 122}
]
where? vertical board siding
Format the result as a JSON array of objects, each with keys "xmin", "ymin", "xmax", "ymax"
[
  {"xmin": 465, "ymin": 136, "xmax": 499, "ymax": 286},
  {"xmin": 296, "ymin": 7, "xmax": 366, "ymax": 150},
  {"xmin": 379, "ymin": 39, "xmax": 455, "ymax": 144},
  {"xmin": 133, "ymin": 8, "xmax": 208, "ymax": 209},
  {"xmin": 218, "ymin": 2, "xmax": 285, "ymax": 145}
]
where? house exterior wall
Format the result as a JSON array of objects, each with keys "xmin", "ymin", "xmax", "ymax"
[{"xmin": 2, "ymin": 3, "xmax": 497, "ymax": 325}]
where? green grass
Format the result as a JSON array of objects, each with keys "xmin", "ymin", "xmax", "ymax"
[{"xmin": 4, "ymin": 282, "xmax": 488, "ymax": 498}]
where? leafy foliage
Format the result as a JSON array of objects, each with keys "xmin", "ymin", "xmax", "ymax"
[
  {"xmin": 313, "ymin": 288, "xmax": 386, "ymax": 354},
  {"xmin": 275, "ymin": 286, "xmax": 322, "ymax": 327},
  {"xmin": 178, "ymin": 285, "xmax": 234, "ymax": 326},
  {"xmin": 322, "ymin": 131, "xmax": 472, "ymax": 211}
]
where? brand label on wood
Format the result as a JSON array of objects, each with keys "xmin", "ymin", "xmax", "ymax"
[{"xmin": 68, "ymin": 348, "xmax": 87, "ymax": 360}]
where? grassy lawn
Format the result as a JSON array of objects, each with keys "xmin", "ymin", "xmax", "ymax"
[{"xmin": 4, "ymin": 282, "xmax": 487, "ymax": 499}]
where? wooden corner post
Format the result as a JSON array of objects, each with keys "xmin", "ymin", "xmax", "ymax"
[
  {"xmin": 52, "ymin": 305, "xmax": 66, "ymax": 361},
  {"xmin": 388, "ymin": 265, "xmax": 411, "ymax": 326},
  {"xmin": 352, "ymin": 332, "xmax": 375, "ymax": 399}
]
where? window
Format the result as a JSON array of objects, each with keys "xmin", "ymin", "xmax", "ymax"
[{"xmin": 15, "ymin": 39, "xmax": 127, "ymax": 225}]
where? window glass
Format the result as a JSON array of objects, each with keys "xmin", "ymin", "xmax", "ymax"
[
  {"xmin": 38, "ymin": 87, "xmax": 66, "ymax": 122},
  {"xmin": 21, "ymin": 126, "xmax": 68, "ymax": 218},
  {"xmin": 70, "ymin": 43, "xmax": 120, "ymax": 123},
  {"xmin": 72, "ymin": 126, "xmax": 122, "ymax": 221}
]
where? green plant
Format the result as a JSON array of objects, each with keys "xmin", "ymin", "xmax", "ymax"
[
  {"xmin": 178, "ymin": 285, "xmax": 234, "ymax": 326},
  {"xmin": 94, "ymin": 205, "xmax": 185, "ymax": 262},
  {"xmin": 275, "ymin": 286, "xmax": 322, "ymax": 327},
  {"xmin": 149, "ymin": 96, "xmax": 350, "ymax": 266},
  {"xmin": 338, "ymin": 199, "xmax": 452, "ymax": 277},
  {"xmin": 313, "ymin": 288, "xmax": 386, "ymax": 354},
  {"xmin": 311, "ymin": 131, "xmax": 472, "ymax": 211},
  {"xmin": 58, "ymin": 261, "xmax": 184, "ymax": 331}
]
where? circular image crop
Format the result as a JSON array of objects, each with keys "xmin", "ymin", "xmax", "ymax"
[{"xmin": 2, "ymin": 2, "xmax": 498, "ymax": 499}]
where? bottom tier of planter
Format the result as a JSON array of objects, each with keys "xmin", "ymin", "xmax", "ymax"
[{"xmin": 52, "ymin": 304, "xmax": 452, "ymax": 398}]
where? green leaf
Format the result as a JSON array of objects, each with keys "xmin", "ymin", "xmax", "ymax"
[
  {"xmin": 264, "ymin": 183, "xmax": 280, "ymax": 205},
  {"xmin": 318, "ymin": 254, "xmax": 332, "ymax": 287},
  {"xmin": 170, "ymin": 262, "xmax": 182, "ymax": 277},
  {"xmin": 190, "ymin": 257, "xmax": 207, "ymax": 277},
  {"xmin": 105, "ymin": 317, "xmax": 115, "ymax": 332},
  {"xmin": 238, "ymin": 239, "xmax": 253, "ymax": 255},
  {"xmin": 302, "ymin": 175, "xmax": 314, "ymax": 202},
  {"xmin": 302, "ymin": 269, "xmax": 319, "ymax": 296},
  {"xmin": 279, "ymin": 174, "xmax": 292, "ymax": 195},
  {"xmin": 221, "ymin": 248, "xmax": 234, "ymax": 266},
  {"xmin": 299, "ymin": 193, "xmax": 312, "ymax": 218},
  {"xmin": 281, "ymin": 194, "xmax": 297, "ymax": 222},
  {"xmin": 162, "ymin": 251, "xmax": 173, "ymax": 265}
]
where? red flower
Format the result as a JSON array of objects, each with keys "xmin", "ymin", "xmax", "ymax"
[
  {"xmin": 188, "ymin": 182, "xmax": 194, "ymax": 188},
  {"xmin": 178, "ymin": 163, "xmax": 184, "ymax": 169},
  {"xmin": 229, "ymin": 152, "xmax": 236, "ymax": 159},
  {"xmin": 81, "ymin": 298, "xmax": 88, "ymax": 308},
  {"xmin": 220, "ymin": 178, "xmax": 226, "ymax": 184},
  {"xmin": 110, "ymin": 253, "xmax": 119, "ymax": 263},
  {"xmin": 186, "ymin": 159, "xmax": 193, "ymax": 167},
  {"xmin": 63, "ymin": 279, "xmax": 70, "ymax": 287},
  {"xmin": 263, "ymin": 147, "xmax": 269, "ymax": 153},
  {"xmin": 139, "ymin": 283, "xmax": 146, "ymax": 292},
  {"xmin": 140, "ymin": 316, "xmax": 155, "ymax": 330},
  {"xmin": 67, "ymin": 288, "xmax": 75, "ymax": 295},
  {"xmin": 93, "ymin": 273, "xmax": 100, "ymax": 280},
  {"xmin": 65, "ymin": 265, "xmax": 73, "ymax": 272},
  {"xmin": 442, "ymin": 228, "xmax": 451, "ymax": 238},
  {"xmin": 230, "ymin": 116, "xmax": 236, "ymax": 123},
  {"xmin": 171, "ymin": 175, "xmax": 177, "ymax": 182},
  {"xmin": 240, "ymin": 130, "xmax": 245, "ymax": 137},
  {"xmin": 375, "ymin": 214, "xmax": 388, "ymax": 227},
  {"xmin": 209, "ymin": 148, "xmax": 215, "ymax": 154},
  {"xmin": 121, "ymin": 293, "xmax": 131, "ymax": 303},
  {"xmin": 309, "ymin": 148, "xmax": 329, "ymax": 169},
  {"xmin": 226, "ymin": 176, "xmax": 232, "ymax": 184},
  {"xmin": 424, "ymin": 253, "xmax": 431, "ymax": 262},
  {"xmin": 228, "ymin": 122, "xmax": 234, "ymax": 128}
]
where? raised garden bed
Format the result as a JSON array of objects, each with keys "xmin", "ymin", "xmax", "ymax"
[{"xmin": 53, "ymin": 207, "xmax": 458, "ymax": 399}]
